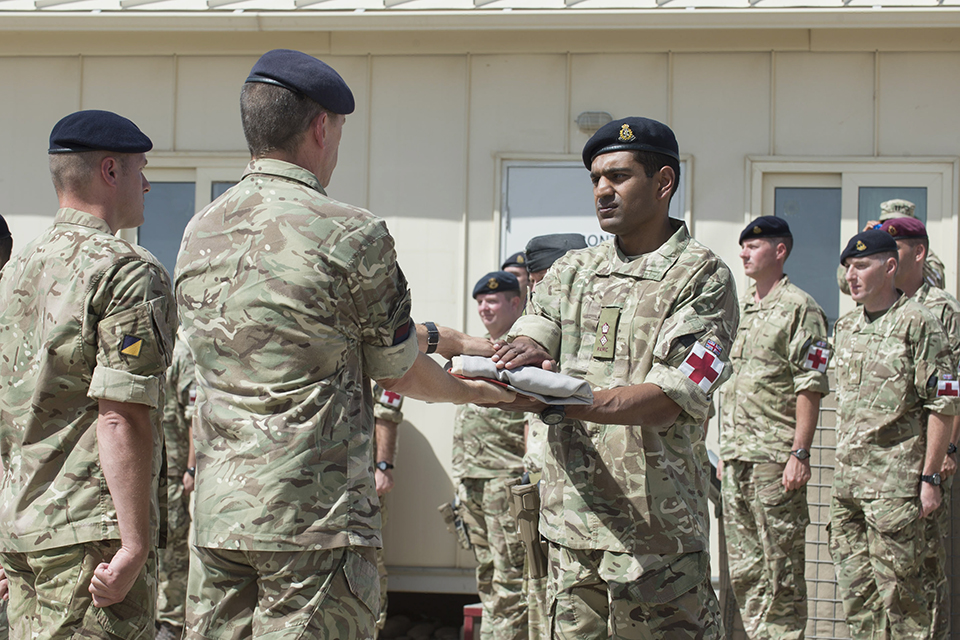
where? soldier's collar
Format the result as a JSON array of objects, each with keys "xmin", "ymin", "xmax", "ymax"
[
  {"xmin": 241, "ymin": 158, "xmax": 327, "ymax": 196},
  {"xmin": 599, "ymin": 219, "xmax": 687, "ymax": 280},
  {"xmin": 54, "ymin": 208, "xmax": 114, "ymax": 235}
]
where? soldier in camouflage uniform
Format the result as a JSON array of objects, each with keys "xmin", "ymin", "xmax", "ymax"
[
  {"xmin": 175, "ymin": 49, "xmax": 511, "ymax": 639},
  {"xmin": 718, "ymin": 216, "xmax": 830, "ymax": 640},
  {"xmin": 830, "ymin": 229, "xmax": 959, "ymax": 640},
  {"xmin": 494, "ymin": 117, "xmax": 739, "ymax": 638},
  {"xmin": 0, "ymin": 111, "xmax": 176, "ymax": 639},
  {"xmin": 521, "ymin": 233, "xmax": 587, "ymax": 640},
  {"xmin": 372, "ymin": 384, "xmax": 403, "ymax": 635},
  {"xmin": 454, "ymin": 271, "xmax": 528, "ymax": 640},
  {"xmin": 837, "ymin": 198, "xmax": 945, "ymax": 295},
  {"xmin": 156, "ymin": 333, "xmax": 197, "ymax": 640},
  {"xmin": 878, "ymin": 217, "xmax": 960, "ymax": 640}
]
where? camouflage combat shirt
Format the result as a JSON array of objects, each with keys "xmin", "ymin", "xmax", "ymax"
[
  {"xmin": 833, "ymin": 294, "xmax": 959, "ymax": 500},
  {"xmin": 175, "ymin": 159, "xmax": 418, "ymax": 552},
  {"xmin": 162, "ymin": 332, "xmax": 196, "ymax": 479},
  {"xmin": 0, "ymin": 208, "xmax": 175, "ymax": 552},
  {"xmin": 912, "ymin": 283, "xmax": 960, "ymax": 364},
  {"xmin": 508, "ymin": 221, "xmax": 740, "ymax": 554},
  {"xmin": 451, "ymin": 403, "xmax": 525, "ymax": 481},
  {"xmin": 720, "ymin": 276, "xmax": 831, "ymax": 463}
]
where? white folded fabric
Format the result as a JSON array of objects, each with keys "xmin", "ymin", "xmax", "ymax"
[{"xmin": 449, "ymin": 355, "xmax": 593, "ymax": 406}]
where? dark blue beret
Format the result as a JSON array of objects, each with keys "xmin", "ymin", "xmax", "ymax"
[
  {"xmin": 473, "ymin": 271, "xmax": 520, "ymax": 298},
  {"xmin": 49, "ymin": 110, "xmax": 152, "ymax": 154},
  {"xmin": 525, "ymin": 233, "xmax": 587, "ymax": 273},
  {"xmin": 739, "ymin": 216, "xmax": 792, "ymax": 244},
  {"xmin": 582, "ymin": 117, "xmax": 679, "ymax": 169},
  {"xmin": 246, "ymin": 49, "xmax": 355, "ymax": 115},
  {"xmin": 0, "ymin": 214, "xmax": 9, "ymax": 241},
  {"xmin": 840, "ymin": 229, "xmax": 899, "ymax": 266},
  {"xmin": 501, "ymin": 252, "xmax": 526, "ymax": 270}
]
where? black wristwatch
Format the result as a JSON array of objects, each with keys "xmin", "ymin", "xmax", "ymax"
[
  {"xmin": 376, "ymin": 461, "xmax": 394, "ymax": 472},
  {"xmin": 424, "ymin": 322, "xmax": 440, "ymax": 355},
  {"xmin": 790, "ymin": 448, "xmax": 810, "ymax": 461},
  {"xmin": 948, "ymin": 442, "xmax": 958, "ymax": 455},
  {"xmin": 186, "ymin": 466, "xmax": 196, "ymax": 477},
  {"xmin": 540, "ymin": 406, "xmax": 566, "ymax": 425},
  {"xmin": 921, "ymin": 472, "xmax": 942, "ymax": 486}
]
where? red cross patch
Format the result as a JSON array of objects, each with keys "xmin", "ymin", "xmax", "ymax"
[
  {"xmin": 803, "ymin": 345, "xmax": 831, "ymax": 373},
  {"xmin": 679, "ymin": 342, "xmax": 725, "ymax": 393},
  {"xmin": 938, "ymin": 379, "xmax": 959, "ymax": 398},
  {"xmin": 379, "ymin": 388, "xmax": 404, "ymax": 408}
]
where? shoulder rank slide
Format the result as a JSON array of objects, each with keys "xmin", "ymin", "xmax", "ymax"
[{"xmin": 593, "ymin": 307, "xmax": 620, "ymax": 360}]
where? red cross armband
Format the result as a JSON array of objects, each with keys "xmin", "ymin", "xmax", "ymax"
[
  {"xmin": 803, "ymin": 340, "xmax": 832, "ymax": 373},
  {"xmin": 679, "ymin": 339, "xmax": 725, "ymax": 393},
  {"xmin": 937, "ymin": 375, "xmax": 960, "ymax": 398}
]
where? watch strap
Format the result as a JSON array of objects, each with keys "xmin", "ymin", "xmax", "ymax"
[
  {"xmin": 377, "ymin": 461, "xmax": 395, "ymax": 472},
  {"xmin": 424, "ymin": 322, "xmax": 440, "ymax": 355},
  {"xmin": 921, "ymin": 473, "xmax": 941, "ymax": 486},
  {"xmin": 948, "ymin": 442, "xmax": 958, "ymax": 455}
]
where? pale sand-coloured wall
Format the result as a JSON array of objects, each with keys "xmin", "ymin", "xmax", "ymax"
[{"xmin": 2, "ymin": 27, "xmax": 959, "ymax": 586}]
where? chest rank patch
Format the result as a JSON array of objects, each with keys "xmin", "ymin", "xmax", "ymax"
[
  {"xmin": 679, "ymin": 341, "xmax": 725, "ymax": 393},
  {"xmin": 804, "ymin": 340, "xmax": 831, "ymax": 373},
  {"xmin": 593, "ymin": 307, "xmax": 621, "ymax": 360},
  {"xmin": 120, "ymin": 335, "xmax": 144, "ymax": 357},
  {"xmin": 938, "ymin": 375, "xmax": 959, "ymax": 398},
  {"xmin": 379, "ymin": 387, "xmax": 404, "ymax": 409}
]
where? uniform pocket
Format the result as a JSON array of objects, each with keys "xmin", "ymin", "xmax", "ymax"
[{"xmin": 343, "ymin": 548, "xmax": 380, "ymax": 616}]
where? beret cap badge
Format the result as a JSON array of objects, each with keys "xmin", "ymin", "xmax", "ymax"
[
  {"xmin": 517, "ymin": 255, "xmax": 524, "ymax": 264},
  {"xmin": 488, "ymin": 278, "xmax": 499, "ymax": 290},
  {"xmin": 618, "ymin": 124, "xmax": 636, "ymax": 142},
  {"xmin": 753, "ymin": 226, "xmax": 762, "ymax": 234},
  {"xmin": 856, "ymin": 240, "xmax": 867, "ymax": 251},
  {"xmin": 887, "ymin": 225, "xmax": 898, "ymax": 237}
]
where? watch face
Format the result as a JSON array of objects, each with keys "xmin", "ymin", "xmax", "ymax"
[{"xmin": 792, "ymin": 448, "xmax": 809, "ymax": 460}]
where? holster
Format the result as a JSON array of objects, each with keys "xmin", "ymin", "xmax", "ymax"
[
  {"xmin": 438, "ymin": 497, "xmax": 473, "ymax": 551},
  {"xmin": 511, "ymin": 480, "xmax": 549, "ymax": 579}
]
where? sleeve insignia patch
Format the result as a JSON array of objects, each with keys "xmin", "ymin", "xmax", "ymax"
[
  {"xmin": 188, "ymin": 388, "xmax": 197, "ymax": 407},
  {"xmin": 938, "ymin": 375, "xmax": 959, "ymax": 397},
  {"xmin": 679, "ymin": 342, "xmax": 724, "ymax": 393},
  {"xmin": 618, "ymin": 124, "xmax": 636, "ymax": 142},
  {"xmin": 803, "ymin": 342, "xmax": 831, "ymax": 372},
  {"xmin": 379, "ymin": 388, "xmax": 404, "ymax": 409},
  {"xmin": 705, "ymin": 339, "xmax": 723, "ymax": 356},
  {"xmin": 120, "ymin": 335, "xmax": 144, "ymax": 357}
]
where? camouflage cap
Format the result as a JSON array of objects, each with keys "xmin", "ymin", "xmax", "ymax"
[
  {"xmin": 739, "ymin": 216, "xmax": 791, "ymax": 244},
  {"xmin": 840, "ymin": 229, "xmax": 898, "ymax": 266},
  {"xmin": 473, "ymin": 271, "xmax": 520, "ymax": 298},
  {"xmin": 879, "ymin": 198, "xmax": 917, "ymax": 221},
  {"xmin": 525, "ymin": 233, "xmax": 587, "ymax": 273},
  {"xmin": 582, "ymin": 116, "xmax": 679, "ymax": 169},
  {"xmin": 501, "ymin": 251, "xmax": 526, "ymax": 270},
  {"xmin": 246, "ymin": 49, "xmax": 355, "ymax": 115},
  {"xmin": 49, "ymin": 110, "xmax": 153, "ymax": 154},
  {"xmin": 880, "ymin": 217, "xmax": 927, "ymax": 240}
]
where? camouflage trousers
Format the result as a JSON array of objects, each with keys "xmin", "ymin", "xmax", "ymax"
[
  {"xmin": 0, "ymin": 542, "xmax": 157, "ymax": 640},
  {"xmin": 184, "ymin": 545, "xmax": 378, "ymax": 640},
  {"xmin": 721, "ymin": 460, "xmax": 809, "ymax": 640},
  {"xmin": 157, "ymin": 478, "xmax": 191, "ymax": 630},
  {"xmin": 546, "ymin": 543, "xmax": 723, "ymax": 639},
  {"xmin": 0, "ymin": 599, "xmax": 8, "ymax": 640},
  {"xmin": 927, "ymin": 477, "xmax": 952, "ymax": 639},
  {"xmin": 375, "ymin": 497, "xmax": 389, "ymax": 635},
  {"xmin": 829, "ymin": 493, "xmax": 943, "ymax": 640},
  {"xmin": 457, "ymin": 476, "xmax": 528, "ymax": 640},
  {"xmin": 525, "ymin": 572, "xmax": 547, "ymax": 640}
]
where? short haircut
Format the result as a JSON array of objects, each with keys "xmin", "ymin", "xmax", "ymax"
[
  {"xmin": 632, "ymin": 150, "xmax": 681, "ymax": 201},
  {"xmin": 900, "ymin": 237, "xmax": 929, "ymax": 254},
  {"xmin": 241, "ymin": 82, "xmax": 328, "ymax": 157},
  {"xmin": 767, "ymin": 235, "xmax": 794, "ymax": 260},
  {"xmin": 49, "ymin": 151, "xmax": 137, "ymax": 197}
]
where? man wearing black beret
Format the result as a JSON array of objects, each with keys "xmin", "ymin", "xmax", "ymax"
[
  {"xmin": 719, "ymin": 216, "xmax": 830, "ymax": 639},
  {"xmin": 524, "ymin": 233, "xmax": 587, "ymax": 287},
  {"xmin": 493, "ymin": 117, "xmax": 739, "ymax": 638},
  {"xmin": 501, "ymin": 251, "xmax": 530, "ymax": 301},
  {"xmin": 0, "ymin": 110, "xmax": 176, "ymax": 638},
  {"xmin": 830, "ymin": 229, "xmax": 958, "ymax": 638},
  {"xmin": 175, "ymin": 49, "xmax": 512, "ymax": 638}
]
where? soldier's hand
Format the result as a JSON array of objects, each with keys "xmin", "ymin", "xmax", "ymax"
[
  {"xmin": 376, "ymin": 468, "xmax": 395, "ymax": 497},
  {"xmin": 919, "ymin": 482, "xmax": 942, "ymax": 519},
  {"xmin": 782, "ymin": 456, "xmax": 811, "ymax": 491},
  {"xmin": 863, "ymin": 219, "xmax": 881, "ymax": 232},
  {"xmin": 89, "ymin": 546, "xmax": 145, "ymax": 608},
  {"xmin": 491, "ymin": 337, "xmax": 555, "ymax": 371},
  {"xmin": 715, "ymin": 459, "xmax": 723, "ymax": 481},
  {"xmin": 0, "ymin": 566, "xmax": 8, "ymax": 601},
  {"xmin": 462, "ymin": 378, "xmax": 516, "ymax": 406},
  {"xmin": 442, "ymin": 334, "xmax": 496, "ymax": 360},
  {"xmin": 942, "ymin": 453, "xmax": 957, "ymax": 478},
  {"xmin": 183, "ymin": 470, "xmax": 195, "ymax": 494},
  {"xmin": 483, "ymin": 394, "xmax": 548, "ymax": 414}
]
